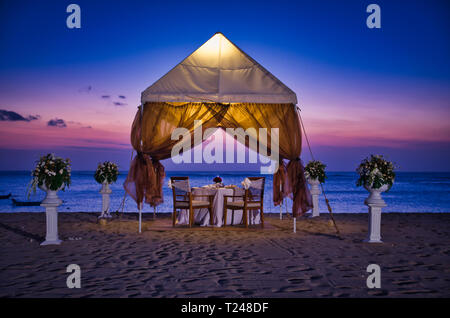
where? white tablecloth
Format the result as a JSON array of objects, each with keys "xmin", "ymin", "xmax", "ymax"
[{"xmin": 177, "ymin": 186, "xmax": 261, "ymax": 227}]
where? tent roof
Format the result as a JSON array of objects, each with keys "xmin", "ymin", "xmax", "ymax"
[{"xmin": 141, "ymin": 33, "xmax": 297, "ymax": 104}]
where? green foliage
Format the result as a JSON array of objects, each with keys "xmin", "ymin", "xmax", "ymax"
[
  {"xmin": 94, "ymin": 161, "xmax": 119, "ymax": 184},
  {"xmin": 305, "ymin": 160, "xmax": 327, "ymax": 183},
  {"xmin": 356, "ymin": 155, "xmax": 396, "ymax": 190},
  {"xmin": 29, "ymin": 153, "xmax": 71, "ymax": 195}
]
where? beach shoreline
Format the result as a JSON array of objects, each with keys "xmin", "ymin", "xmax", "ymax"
[{"xmin": 0, "ymin": 212, "xmax": 449, "ymax": 298}]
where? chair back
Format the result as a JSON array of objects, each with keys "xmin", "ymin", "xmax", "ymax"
[
  {"xmin": 170, "ymin": 176, "xmax": 191, "ymax": 203},
  {"xmin": 246, "ymin": 177, "xmax": 265, "ymax": 202}
]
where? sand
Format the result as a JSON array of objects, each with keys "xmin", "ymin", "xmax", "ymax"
[{"xmin": 0, "ymin": 212, "xmax": 449, "ymax": 298}]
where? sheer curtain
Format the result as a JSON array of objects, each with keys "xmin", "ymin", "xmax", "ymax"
[{"xmin": 124, "ymin": 102, "xmax": 312, "ymax": 216}]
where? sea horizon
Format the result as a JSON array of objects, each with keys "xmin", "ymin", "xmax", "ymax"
[
  {"xmin": 2, "ymin": 170, "xmax": 450, "ymax": 173},
  {"xmin": 1, "ymin": 170, "xmax": 449, "ymax": 214}
]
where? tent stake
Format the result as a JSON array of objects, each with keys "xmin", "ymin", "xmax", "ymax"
[{"xmin": 293, "ymin": 217, "xmax": 296, "ymax": 233}]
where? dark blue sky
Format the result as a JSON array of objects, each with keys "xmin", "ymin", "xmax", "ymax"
[{"xmin": 1, "ymin": 0, "xmax": 448, "ymax": 80}]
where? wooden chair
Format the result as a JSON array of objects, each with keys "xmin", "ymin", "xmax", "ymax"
[
  {"xmin": 223, "ymin": 177, "xmax": 265, "ymax": 228},
  {"xmin": 170, "ymin": 177, "xmax": 214, "ymax": 227}
]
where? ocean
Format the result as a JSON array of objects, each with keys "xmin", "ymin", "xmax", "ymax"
[{"xmin": 0, "ymin": 171, "xmax": 449, "ymax": 213}]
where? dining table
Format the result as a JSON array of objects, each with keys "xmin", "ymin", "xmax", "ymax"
[{"xmin": 177, "ymin": 185, "xmax": 261, "ymax": 227}]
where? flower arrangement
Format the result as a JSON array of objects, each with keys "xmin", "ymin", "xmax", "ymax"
[
  {"xmin": 213, "ymin": 176, "xmax": 222, "ymax": 183},
  {"xmin": 30, "ymin": 153, "xmax": 71, "ymax": 194},
  {"xmin": 356, "ymin": 155, "xmax": 395, "ymax": 190},
  {"xmin": 94, "ymin": 161, "xmax": 119, "ymax": 184},
  {"xmin": 304, "ymin": 160, "xmax": 327, "ymax": 183},
  {"xmin": 241, "ymin": 177, "xmax": 252, "ymax": 189}
]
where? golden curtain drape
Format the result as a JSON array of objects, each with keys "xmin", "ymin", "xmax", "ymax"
[{"xmin": 124, "ymin": 102, "xmax": 312, "ymax": 216}]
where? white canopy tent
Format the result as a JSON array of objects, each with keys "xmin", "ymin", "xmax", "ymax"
[
  {"xmin": 141, "ymin": 32, "xmax": 298, "ymax": 105},
  {"xmin": 128, "ymin": 33, "xmax": 311, "ymax": 233}
]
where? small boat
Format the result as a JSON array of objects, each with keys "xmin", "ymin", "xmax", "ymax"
[
  {"xmin": 11, "ymin": 198, "xmax": 41, "ymax": 206},
  {"xmin": 0, "ymin": 193, "xmax": 11, "ymax": 199}
]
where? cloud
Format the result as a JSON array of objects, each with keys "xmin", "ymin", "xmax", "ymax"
[
  {"xmin": 47, "ymin": 118, "xmax": 67, "ymax": 128},
  {"xmin": 66, "ymin": 120, "xmax": 92, "ymax": 129},
  {"xmin": 0, "ymin": 109, "xmax": 40, "ymax": 122},
  {"xmin": 78, "ymin": 85, "xmax": 93, "ymax": 93},
  {"xmin": 27, "ymin": 115, "xmax": 41, "ymax": 121},
  {"xmin": 79, "ymin": 86, "xmax": 127, "ymax": 106}
]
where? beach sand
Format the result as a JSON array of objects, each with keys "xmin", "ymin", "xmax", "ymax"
[{"xmin": 0, "ymin": 212, "xmax": 449, "ymax": 298}]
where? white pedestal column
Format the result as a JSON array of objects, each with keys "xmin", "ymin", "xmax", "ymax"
[
  {"xmin": 40, "ymin": 190, "xmax": 63, "ymax": 246},
  {"xmin": 364, "ymin": 204, "xmax": 385, "ymax": 243},
  {"xmin": 99, "ymin": 182, "xmax": 112, "ymax": 218},
  {"xmin": 363, "ymin": 185, "xmax": 388, "ymax": 243},
  {"xmin": 307, "ymin": 178, "xmax": 321, "ymax": 217}
]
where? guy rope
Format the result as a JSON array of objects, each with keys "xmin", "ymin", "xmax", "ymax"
[{"xmin": 297, "ymin": 106, "xmax": 341, "ymax": 236}]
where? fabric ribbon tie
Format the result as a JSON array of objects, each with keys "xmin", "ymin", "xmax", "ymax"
[
  {"xmin": 273, "ymin": 159, "xmax": 288, "ymax": 206},
  {"xmin": 123, "ymin": 153, "xmax": 166, "ymax": 208},
  {"xmin": 286, "ymin": 158, "xmax": 313, "ymax": 217}
]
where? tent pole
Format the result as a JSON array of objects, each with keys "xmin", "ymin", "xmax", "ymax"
[
  {"xmin": 293, "ymin": 217, "xmax": 296, "ymax": 233},
  {"xmin": 285, "ymin": 197, "xmax": 289, "ymax": 217},
  {"xmin": 139, "ymin": 103, "xmax": 144, "ymax": 234},
  {"xmin": 279, "ymin": 203, "xmax": 282, "ymax": 220},
  {"xmin": 138, "ymin": 204, "xmax": 142, "ymax": 233},
  {"xmin": 153, "ymin": 206, "xmax": 156, "ymax": 220},
  {"xmin": 279, "ymin": 184, "xmax": 283, "ymax": 220}
]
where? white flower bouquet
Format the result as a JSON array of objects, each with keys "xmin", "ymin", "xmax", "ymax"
[
  {"xmin": 356, "ymin": 155, "xmax": 395, "ymax": 190},
  {"xmin": 29, "ymin": 153, "xmax": 71, "ymax": 194},
  {"xmin": 304, "ymin": 160, "xmax": 327, "ymax": 183},
  {"xmin": 241, "ymin": 177, "xmax": 252, "ymax": 189},
  {"xmin": 94, "ymin": 161, "xmax": 119, "ymax": 184}
]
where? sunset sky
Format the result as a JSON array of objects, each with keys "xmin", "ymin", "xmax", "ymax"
[{"xmin": 0, "ymin": 0, "xmax": 449, "ymax": 171}]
